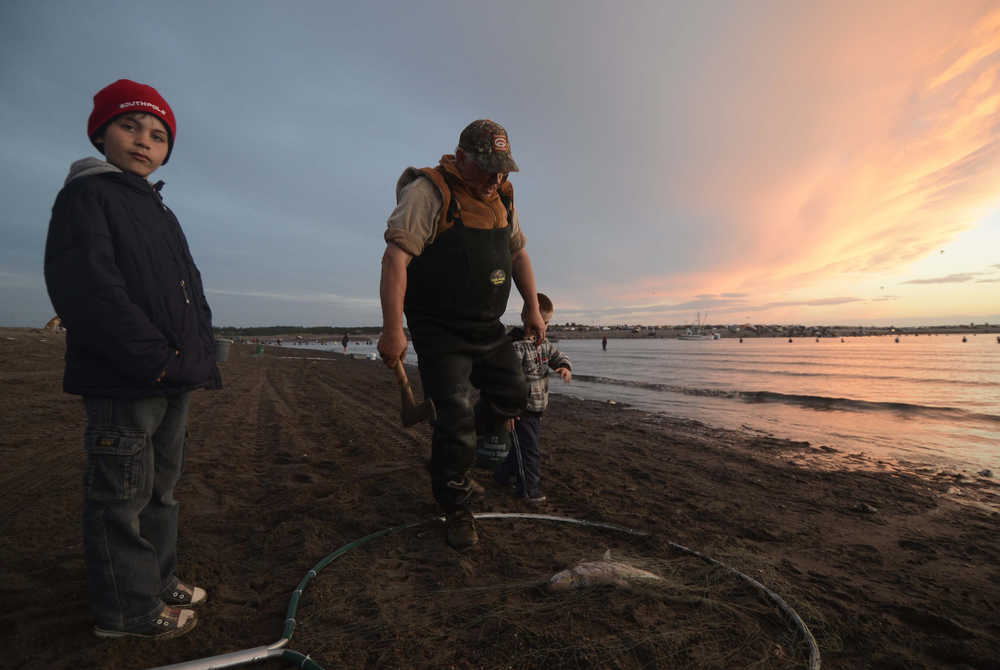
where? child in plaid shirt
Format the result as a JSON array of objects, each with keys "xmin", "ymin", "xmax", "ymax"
[{"xmin": 493, "ymin": 293, "xmax": 571, "ymax": 502}]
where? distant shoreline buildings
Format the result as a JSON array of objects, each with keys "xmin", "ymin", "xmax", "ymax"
[
  {"xmin": 195, "ymin": 322, "xmax": 999, "ymax": 342},
  {"xmin": 544, "ymin": 322, "xmax": 998, "ymax": 340}
]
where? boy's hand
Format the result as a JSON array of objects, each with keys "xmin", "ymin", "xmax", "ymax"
[
  {"xmin": 377, "ymin": 327, "xmax": 408, "ymax": 367},
  {"xmin": 522, "ymin": 306, "xmax": 547, "ymax": 343},
  {"xmin": 556, "ymin": 367, "xmax": 572, "ymax": 383},
  {"xmin": 504, "ymin": 417, "xmax": 516, "ymax": 432}
]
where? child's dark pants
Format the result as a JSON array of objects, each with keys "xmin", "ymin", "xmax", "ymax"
[
  {"xmin": 494, "ymin": 412, "xmax": 543, "ymax": 498},
  {"xmin": 82, "ymin": 393, "xmax": 190, "ymax": 630}
]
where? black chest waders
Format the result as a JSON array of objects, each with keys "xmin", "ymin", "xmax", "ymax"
[
  {"xmin": 404, "ymin": 182, "xmax": 514, "ymax": 353},
  {"xmin": 402, "ymin": 178, "xmax": 526, "ymax": 511}
]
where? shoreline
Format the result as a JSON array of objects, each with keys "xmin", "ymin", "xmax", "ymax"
[
  {"xmin": 2, "ymin": 327, "xmax": 998, "ymax": 669},
  {"xmin": 549, "ymin": 327, "xmax": 1000, "ymax": 340},
  {"xmin": 199, "ymin": 324, "xmax": 1000, "ymax": 343}
]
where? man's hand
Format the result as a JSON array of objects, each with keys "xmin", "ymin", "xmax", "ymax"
[
  {"xmin": 377, "ymin": 327, "xmax": 408, "ymax": 367},
  {"xmin": 556, "ymin": 367, "xmax": 571, "ymax": 383},
  {"xmin": 522, "ymin": 306, "xmax": 547, "ymax": 343}
]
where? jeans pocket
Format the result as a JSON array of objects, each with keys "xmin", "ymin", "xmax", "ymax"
[{"xmin": 84, "ymin": 429, "xmax": 147, "ymax": 502}]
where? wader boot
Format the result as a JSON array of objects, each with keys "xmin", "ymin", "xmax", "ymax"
[
  {"xmin": 445, "ymin": 476, "xmax": 483, "ymax": 549},
  {"xmin": 446, "ymin": 508, "xmax": 478, "ymax": 549},
  {"xmin": 446, "ymin": 474, "xmax": 484, "ymax": 506}
]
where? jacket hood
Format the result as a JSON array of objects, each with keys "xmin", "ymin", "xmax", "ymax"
[
  {"xmin": 508, "ymin": 325, "xmax": 552, "ymax": 345},
  {"xmin": 508, "ymin": 326, "xmax": 527, "ymax": 341},
  {"xmin": 64, "ymin": 157, "xmax": 122, "ymax": 185}
]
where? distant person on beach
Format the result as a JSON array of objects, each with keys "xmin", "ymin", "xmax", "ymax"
[
  {"xmin": 342, "ymin": 332, "xmax": 349, "ymax": 353},
  {"xmin": 43, "ymin": 79, "xmax": 220, "ymax": 640},
  {"xmin": 378, "ymin": 119, "xmax": 544, "ymax": 549},
  {"xmin": 493, "ymin": 293, "xmax": 571, "ymax": 502},
  {"xmin": 602, "ymin": 335, "xmax": 607, "ymax": 351}
]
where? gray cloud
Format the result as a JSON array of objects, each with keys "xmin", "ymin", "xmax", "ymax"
[
  {"xmin": 902, "ymin": 273, "xmax": 982, "ymax": 284},
  {"xmin": 0, "ymin": 270, "xmax": 43, "ymax": 288},
  {"xmin": 559, "ymin": 295, "xmax": 863, "ymax": 319},
  {"xmin": 759, "ymin": 297, "xmax": 863, "ymax": 309}
]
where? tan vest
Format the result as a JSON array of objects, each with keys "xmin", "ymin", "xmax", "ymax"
[{"xmin": 418, "ymin": 155, "xmax": 514, "ymax": 243}]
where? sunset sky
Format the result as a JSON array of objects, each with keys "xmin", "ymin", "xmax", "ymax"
[{"xmin": 2, "ymin": 0, "xmax": 998, "ymax": 328}]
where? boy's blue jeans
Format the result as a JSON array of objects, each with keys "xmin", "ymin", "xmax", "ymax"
[
  {"xmin": 494, "ymin": 413, "xmax": 543, "ymax": 498},
  {"xmin": 82, "ymin": 393, "xmax": 190, "ymax": 630}
]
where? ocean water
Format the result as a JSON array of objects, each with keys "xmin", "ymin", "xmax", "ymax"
[
  {"xmin": 550, "ymin": 334, "xmax": 1000, "ymax": 471},
  {"xmin": 290, "ymin": 333, "xmax": 1000, "ymax": 471}
]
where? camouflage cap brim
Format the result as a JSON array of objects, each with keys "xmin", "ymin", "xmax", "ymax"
[{"xmin": 471, "ymin": 150, "xmax": 519, "ymax": 173}]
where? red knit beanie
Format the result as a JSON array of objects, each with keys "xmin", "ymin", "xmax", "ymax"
[{"xmin": 87, "ymin": 79, "xmax": 176, "ymax": 164}]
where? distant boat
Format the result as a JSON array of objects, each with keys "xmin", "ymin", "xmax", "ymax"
[
  {"xmin": 678, "ymin": 312, "xmax": 718, "ymax": 340},
  {"xmin": 679, "ymin": 330, "xmax": 717, "ymax": 340}
]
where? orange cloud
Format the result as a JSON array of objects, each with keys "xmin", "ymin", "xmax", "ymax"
[
  {"xmin": 645, "ymin": 6, "xmax": 1000, "ymax": 317},
  {"xmin": 926, "ymin": 8, "xmax": 1000, "ymax": 90}
]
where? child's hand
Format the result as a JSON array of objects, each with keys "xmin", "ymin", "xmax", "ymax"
[
  {"xmin": 556, "ymin": 367, "xmax": 571, "ymax": 383},
  {"xmin": 505, "ymin": 417, "xmax": 516, "ymax": 432}
]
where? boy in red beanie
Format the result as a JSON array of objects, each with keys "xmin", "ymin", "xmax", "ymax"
[{"xmin": 44, "ymin": 79, "xmax": 220, "ymax": 639}]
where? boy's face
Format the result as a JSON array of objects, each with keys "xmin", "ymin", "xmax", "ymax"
[{"xmin": 96, "ymin": 113, "xmax": 169, "ymax": 177}]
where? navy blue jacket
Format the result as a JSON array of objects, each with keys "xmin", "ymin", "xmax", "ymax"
[{"xmin": 44, "ymin": 159, "xmax": 221, "ymax": 398}]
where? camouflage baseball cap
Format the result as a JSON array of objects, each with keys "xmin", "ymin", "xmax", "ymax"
[{"xmin": 458, "ymin": 119, "xmax": 519, "ymax": 173}]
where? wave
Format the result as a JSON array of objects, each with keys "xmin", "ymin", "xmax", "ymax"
[
  {"xmin": 682, "ymin": 365, "xmax": 1000, "ymax": 387},
  {"xmin": 570, "ymin": 374, "xmax": 1000, "ymax": 425}
]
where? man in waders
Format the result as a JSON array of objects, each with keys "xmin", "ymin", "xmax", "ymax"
[{"xmin": 378, "ymin": 120, "xmax": 546, "ymax": 549}]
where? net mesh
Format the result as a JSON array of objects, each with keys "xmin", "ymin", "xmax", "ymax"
[{"xmin": 287, "ymin": 520, "xmax": 811, "ymax": 669}]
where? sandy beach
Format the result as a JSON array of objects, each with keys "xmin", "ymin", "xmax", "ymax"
[{"xmin": 1, "ymin": 327, "xmax": 997, "ymax": 670}]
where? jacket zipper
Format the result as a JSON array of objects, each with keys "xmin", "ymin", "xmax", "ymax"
[{"xmin": 180, "ymin": 280, "xmax": 191, "ymax": 304}]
